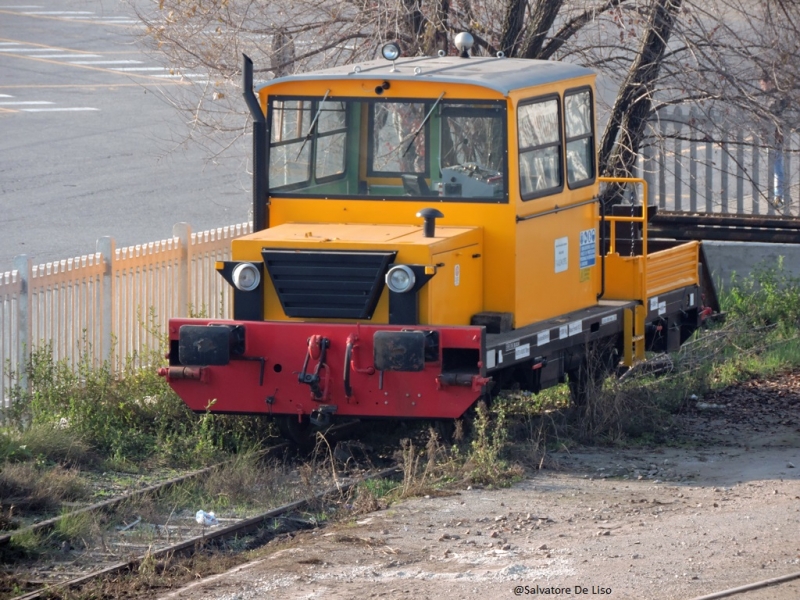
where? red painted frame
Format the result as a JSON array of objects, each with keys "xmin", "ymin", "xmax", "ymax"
[{"xmin": 160, "ymin": 319, "xmax": 488, "ymax": 420}]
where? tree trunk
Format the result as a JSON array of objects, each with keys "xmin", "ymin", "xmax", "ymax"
[
  {"xmin": 499, "ymin": 0, "xmax": 528, "ymax": 57},
  {"xmin": 402, "ymin": 0, "xmax": 425, "ymax": 55},
  {"xmin": 422, "ymin": 0, "xmax": 450, "ymax": 55},
  {"xmin": 520, "ymin": 0, "xmax": 564, "ymax": 59},
  {"xmin": 598, "ymin": 0, "xmax": 683, "ymax": 205}
]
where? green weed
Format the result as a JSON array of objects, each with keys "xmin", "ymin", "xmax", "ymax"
[
  {"xmin": 723, "ymin": 257, "xmax": 800, "ymax": 336},
  {"xmin": 463, "ymin": 401, "xmax": 523, "ymax": 486},
  {"xmin": 0, "ymin": 462, "xmax": 89, "ymax": 514},
  {"xmin": 359, "ymin": 477, "xmax": 397, "ymax": 499},
  {"xmin": 6, "ymin": 529, "xmax": 42, "ymax": 560},
  {"xmin": 3, "ymin": 341, "xmax": 269, "ymax": 468},
  {"xmin": 54, "ymin": 507, "xmax": 94, "ymax": 543}
]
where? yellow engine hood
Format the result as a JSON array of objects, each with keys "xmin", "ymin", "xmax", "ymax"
[{"xmin": 231, "ymin": 222, "xmax": 484, "ymax": 325}]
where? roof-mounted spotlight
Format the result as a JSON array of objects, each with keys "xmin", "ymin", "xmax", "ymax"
[
  {"xmin": 454, "ymin": 32, "xmax": 474, "ymax": 58},
  {"xmin": 381, "ymin": 42, "xmax": 402, "ymax": 61}
]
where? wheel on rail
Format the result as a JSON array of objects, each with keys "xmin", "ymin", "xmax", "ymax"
[{"xmin": 277, "ymin": 415, "xmax": 318, "ymax": 447}]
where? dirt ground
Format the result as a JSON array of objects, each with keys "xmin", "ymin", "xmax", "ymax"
[{"xmin": 159, "ymin": 372, "xmax": 800, "ymax": 600}]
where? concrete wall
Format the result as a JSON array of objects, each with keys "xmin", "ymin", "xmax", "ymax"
[{"xmin": 702, "ymin": 241, "xmax": 800, "ymax": 294}]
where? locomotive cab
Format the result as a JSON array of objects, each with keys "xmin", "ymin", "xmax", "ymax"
[{"xmin": 160, "ymin": 44, "xmax": 712, "ymax": 435}]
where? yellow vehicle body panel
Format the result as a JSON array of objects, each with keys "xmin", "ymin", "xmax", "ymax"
[
  {"xmin": 513, "ymin": 203, "xmax": 600, "ymax": 325},
  {"xmin": 267, "ymin": 199, "xmax": 514, "ymax": 317},
  {"xmin": 645, "ymin": 241, "xmax": 700, "ymax": 297},
  {"xmin": 602, "ymin": 242, "xmax": 700, "ymax": 301},
  {"xmin": 257, "ymin": 72, "xmax": 605, "ymax": 330},
  {"xmin": 231, "ymin": 222, "xmax": 483, "ymax": 325}
]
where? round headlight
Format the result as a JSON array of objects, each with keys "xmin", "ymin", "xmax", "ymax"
[
  {"xmin": 386, "ymin": 265, "xmax": 416, "ymax": 293},
  {"xmin": 381, "ymin": 42, "xmax": 401, "ymax": 61},
  {"xmin": 232, "ymin": 263, "xmax": 261, "ymax": 292}
]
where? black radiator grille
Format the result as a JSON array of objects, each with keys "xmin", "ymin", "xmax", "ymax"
[{"xmin": 261, "ymin": 249, "xmax": 397, "ymax": 319}]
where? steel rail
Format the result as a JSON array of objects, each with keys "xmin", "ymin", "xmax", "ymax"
[
  {"xmin": 649, "ymin": 212, "xmax": 800, "ymax": 244},
  {"xmin": 654, "ymin": 212, "xmax": 800, "ymax": 229},
  {"xmin": 9, "ymin": 465, "xmax": 401, "ymax": 600},
  {"xmin": 0, "ymin": 442, "xmax": 289, "ymax": 548},
  {"xmin": 688, "ymin": 569, "xmax": 800, "ymax": 600}
]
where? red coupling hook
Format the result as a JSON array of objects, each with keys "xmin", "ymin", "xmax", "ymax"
[{"xmin": 299, "ymin": 336, "xmax": 331, "ymax": 401}]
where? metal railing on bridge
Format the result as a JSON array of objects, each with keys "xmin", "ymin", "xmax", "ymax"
[{"xmin": 640, "ymin": 106, "xmax": 799, "ymax": 217}]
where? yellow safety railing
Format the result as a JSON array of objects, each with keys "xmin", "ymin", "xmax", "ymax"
[{"xmin": 597, "ymin": 176, "xmax": 648, "ymax": 364}]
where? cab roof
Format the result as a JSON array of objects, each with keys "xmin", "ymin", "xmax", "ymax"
[{"xmin": 257, "ymin": 55, "xmax": 594, "ymax": 97}]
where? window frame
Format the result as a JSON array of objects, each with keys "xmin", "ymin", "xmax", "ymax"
[
  {"xmin": 563, "ymin": 86, "xmax": 596, "ymax": 190},
  {"xmin": 517, "ymin": 94, "xmax": 564, "ymax": 201},
  {"xmin": 267, "ymin": 96, "xmax": 509, "ymax": 204},
  {"xmin": 267, "ymin": 95, "xmax": 349, "ymax": 192}
]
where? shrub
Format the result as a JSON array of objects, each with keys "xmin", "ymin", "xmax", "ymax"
[{"xmin": 4, "ymin": 344, "xmax": 270, "ymax": 468}]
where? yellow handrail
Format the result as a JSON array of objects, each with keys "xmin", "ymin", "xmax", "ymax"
[
  {"xmin": 597, "ymin": 176, "xmax": 649, "ymax": 364},
  {"xmin": 597, "ymin": 176, "xmax": 649, "ymax": 306}
]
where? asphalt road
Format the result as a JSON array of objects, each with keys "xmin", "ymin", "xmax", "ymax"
[{"xmin": 0, "ymin": 0, "xmax": 252, "ymax": 273}]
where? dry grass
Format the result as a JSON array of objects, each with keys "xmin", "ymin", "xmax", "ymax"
[
  {"xmin": 202, "ymin": 452, "xmax": 277, "ymax": 507},
  {"xmin": 0, "ymin": 463, "xmax": 90, "ymax": 514}
]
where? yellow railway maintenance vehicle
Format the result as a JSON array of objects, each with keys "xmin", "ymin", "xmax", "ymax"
[{"xmin": 159, "ymin": 36, "xmax": 715, "ymax": 439}]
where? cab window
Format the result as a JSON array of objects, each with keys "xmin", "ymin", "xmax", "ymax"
[
  {"xmin": 439, "ymin": 103, "xmax": 505, "ymax": 199},
  {"xmin": 269, "ymin": 98, "xmax": 347, "ymax": 189},
  {"xmin": 267, "ymin": 95, "xmax": 507, "ymax": 203},
  {"xmin": 368, "ymin": 101, "xmax": 429, "ymax": 176},
  {"xmin": 564, "ymin": 88, "xmax": 595, "ymax": 187},
  {"xmin": 517, "ymin": 96, "xmax": 563, "ymax": 199}
]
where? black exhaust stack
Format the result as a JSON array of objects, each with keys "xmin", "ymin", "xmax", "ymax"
[{"xmin": 243, "ymin": 54, "xmax": 269, "ymax": 232}]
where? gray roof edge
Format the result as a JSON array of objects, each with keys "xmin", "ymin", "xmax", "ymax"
[{"xmin": 255, "ymin": 56, "xmax": 594, "ymax": 97}]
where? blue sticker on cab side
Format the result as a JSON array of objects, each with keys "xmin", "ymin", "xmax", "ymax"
[{"xmin": 579, "ymin": 228, "xmax": 596, "ymax": 269}]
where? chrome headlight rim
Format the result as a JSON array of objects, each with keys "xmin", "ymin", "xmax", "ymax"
[
  {"xmin": 381, "ymin": 41, "xmax": 402, "ymax": 61},
  {"xmin": 385, "ymin": 265, "xmax": 416, "ymax": 293},
  {"xmin": 231, "ymin": 262, "xmax": 261, "ymax": 292}
]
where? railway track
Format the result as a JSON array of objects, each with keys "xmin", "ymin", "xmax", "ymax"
[
  {"xmin": 649, "ymin": 211, "xmax": 800, "ymax": 244},
  {"xmin": 688, "ymin": 571, "xmax": 800, "ymax": 599},
  {"xmin": 0, "ymin": 422, "xmax": 381, "ymax": 600},
  {"xmin": 0, "ymin": 459, "xmax": 263, "ymax": 551},
  {"xmin": 4, "ymin": 454, "xmax": 399, "ymax": 600}
]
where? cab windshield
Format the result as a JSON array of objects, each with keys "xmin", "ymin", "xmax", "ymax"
[{"xmin": 268, "ymin": 96, "xmax": 508, "ymax": 203}]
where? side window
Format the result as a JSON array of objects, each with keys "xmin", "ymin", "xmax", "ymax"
[
  {"xmin": 270, "ymin": 99, "xmax": 312, "ymax": 188},
  {"xmin": 517, "ymin": 97, "xmax": 562, "ymax": 199},
  {"xmin": 564, "ymin": 89, "xmax": 595, "ymax": 187},
  {"xmin": 269, "ymin": 98, "xmax": 347, "ymax": 189},
  {"xmin": 439, "ymin": 104, "xmax": 506, "ymax": 199}
]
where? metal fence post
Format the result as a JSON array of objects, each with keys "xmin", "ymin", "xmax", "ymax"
[
  {"xmin": 752, "ymin": 131, "xmax": 761, "ymax": 215},
  {"xmin": 658, "ymin": 118, "xmax": 667, "ymax": 208},
  {"xmin": 784, "ymin": 136, "xmax": 792, "ymax": 215},
  {"xmin": 721, "ymin": 136, "xmax": 729, "ymax": 213},
  {"xmin": 673, "ymin": 107, "xmax": 683, "ymax": 211},
  {"xmin": 173, "ymin": 222, "xmax": 191, "ymax": 318},
  {"xmin": 97, "ymin": 236, "xmax": 116, "ymax": 364},
  {"xmin": 642, "ymin": 125, "xmax": 656, "ymax": 206},
  {"xmin": 736, "ymin": 128, "xmax": 744, "ymax": 214},
  {"xmin": 689, "ymin": 107, "xmax": 698, "ymax": 211},
  {"xmin": 13, "ymin": 255, "xmax": 31, "ymax": 393},
  {"xmin": 705, "ymin": 111, "xmax": 714, "ymax": 212}
]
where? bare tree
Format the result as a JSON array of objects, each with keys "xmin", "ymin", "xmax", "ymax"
[{"xmin": 135, "ymin": 0, "xmax": 800, "ymax": 206}]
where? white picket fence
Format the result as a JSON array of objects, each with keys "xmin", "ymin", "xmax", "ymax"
[{"xmin": 0, "ymin": 222, "xmax": 252, "ymax": 407}]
